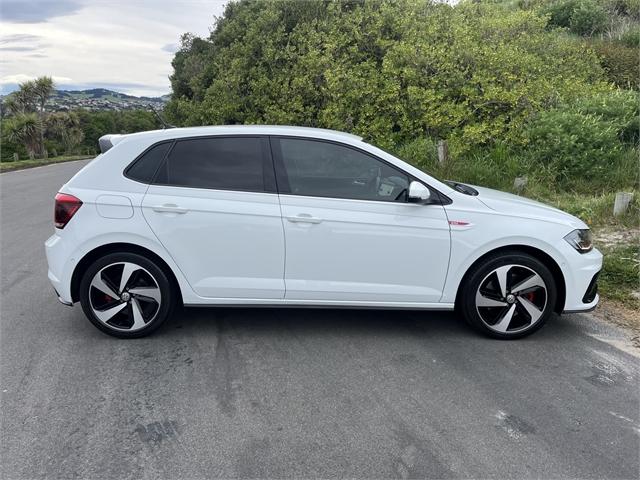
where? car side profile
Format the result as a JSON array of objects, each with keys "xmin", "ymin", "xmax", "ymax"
[{"xmin": 45, "ymin": 125, "xmax": 602, "ymax": 339}]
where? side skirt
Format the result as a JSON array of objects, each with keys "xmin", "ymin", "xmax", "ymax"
[{"xmin": 183, "ymin": 299, "xmax": 455, "ymax": 310}]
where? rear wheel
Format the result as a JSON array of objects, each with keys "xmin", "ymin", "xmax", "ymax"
[
  {"xmin": 460, "ymin": 252, "xmax": 557, "ymax": 339},
  {"xmin": 79, "ymin": 252, "xmax": 175, "ymax": 338}
]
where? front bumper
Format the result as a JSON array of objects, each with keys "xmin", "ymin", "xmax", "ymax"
[{"xmin": 561, "ymin": 247, "xmax": 602, "ymax": 313}]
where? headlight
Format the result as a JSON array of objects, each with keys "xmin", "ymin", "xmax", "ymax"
[{"xmin": 564, "ymin": 229, "xmax": 593, "ymax": 253}]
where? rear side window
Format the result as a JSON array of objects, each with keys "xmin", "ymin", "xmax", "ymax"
[
  {"xmin": 125, "ymin": 142, "xmax": 172, "ymax": 183},
  {"xmin": 154, "ymin": 137, "xmax": 267, "ymax": 192}
]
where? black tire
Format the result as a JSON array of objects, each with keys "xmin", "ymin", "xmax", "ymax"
[
  {"xmin": 79, "ymin": 252, "xmax": 176, "ymax": 338},
  {"xmin": 459, "ymin": 251, "xmax": 557, "ymax": 339}
]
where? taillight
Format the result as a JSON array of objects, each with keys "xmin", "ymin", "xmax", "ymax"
[{"xmin": 54, "ymin": 193, "xmax": 82, "ymax": 229}]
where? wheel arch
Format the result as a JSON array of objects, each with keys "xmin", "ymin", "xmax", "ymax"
[
  {"xmin": 454, "ymin": 245, "xmax": 566, "ymax": 313},
  {"xmin": 70, "ymin": 242, "xmax": 183, "ymax": 305}
]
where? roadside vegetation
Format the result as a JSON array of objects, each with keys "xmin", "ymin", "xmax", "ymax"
[{"xmin": 0, "ymin": 80, "xmax": 161, "ymax": 164}]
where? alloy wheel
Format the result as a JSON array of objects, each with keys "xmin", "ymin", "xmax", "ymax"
[
  {"xmin": 88, "ymin": 262, "xmax": 162, "ymax": 332},
  {"xmin": 475, "ymin": 264, "xmax": 547, "ymax": 334}
]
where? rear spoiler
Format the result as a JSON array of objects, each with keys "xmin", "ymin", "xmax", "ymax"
[{"xmin": 98, "ymin": 134, "xmax": 126, "ymax": 153}]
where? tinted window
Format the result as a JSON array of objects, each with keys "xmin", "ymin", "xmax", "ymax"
[
  {"xmin": 126, "ymin": 142, "xmax": 171, "ymax": 183},
  {"xmin": 276, "ymin": 138, "xmax": 409, "ymax": 202},
  {"xmin": 154, "ymin": 137, "xmax": 265, "ymax": 192}
]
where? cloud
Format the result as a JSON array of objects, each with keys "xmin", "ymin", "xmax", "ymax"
[
  {"xmin": 0, "ymin": 34, "xmax": 42, "ymax": 44},
  {"xmin": 0, "ymin": 46, "xmax": 40, "ymax": 52},
  {"xmin": 0, "ymin": 0, "xmax": 228, "ymax": 97},
  {"xmin": 0, "ymin": 74, "xmax": 73, "ymax": 86},
  {"xmin": 161, "ymin": 42, "xmax": 179, "ymax": 53},
  {"xmin": 0, "ymin": 0, "xmax": 83, "ymax": 23},
  {"xmin": 0, "ymin": 33, "xmax": 43, "ymax": 52}
]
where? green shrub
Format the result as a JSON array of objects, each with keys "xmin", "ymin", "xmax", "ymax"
[
  {"xmin": 392, "ymin": 137, "xmax": 438, "ymax": 172},
  {"xmin": 572, "ymin": 90, "xmax": 640, "ymax": 144},
  {"xmin": 599, "ymin": 242, "xmax": 640, "ymax": 305},
  {"xmin": 611, "ymin": 0, "xmax": 640, "ymax": 21},
  {"xmin": 621, "ymin": 25, "xmax": 640, "ymax": 47},
  {"xmin": 393, "ymin": 138, "xmax": 531, "ymax": 192},
  {"xmin": 524, "ymin": 109, "xmax": 622, "ymax": 184},
  {"xmin": 591, "ymin": 40, "xmax": 640, "ymax": 89},
  {"xmin": 545, "ymin": 0, "xmax": 608, "ymax": 35}
]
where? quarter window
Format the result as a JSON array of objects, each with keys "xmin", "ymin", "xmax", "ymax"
[
  {"xmin": 154, "ymin": 137, "xmax": 266, "ymax": 192},
  {"xmin": 126, "ymin": 142, "xmax": 172, "ymax": 184},
  {"xmin": 276, "ymin": 138, "xmax": 409, "ymax": 202}
]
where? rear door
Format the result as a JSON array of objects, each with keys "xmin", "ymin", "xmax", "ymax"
[
  {"xmin": 272, "ymin": 137, "xmax": 451, "ymax": 304},
  {"xmin": 141, "ymin": 136, "xmax": 285, "ymax": 299}
]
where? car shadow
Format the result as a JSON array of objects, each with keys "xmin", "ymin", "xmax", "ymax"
[{"xmin": 156, "ymin": 305, "xmax": 582, "ymax": 344}]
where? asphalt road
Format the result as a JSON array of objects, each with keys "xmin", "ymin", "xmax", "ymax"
[{"xmin": 1, "ymin": 160, "xmax": 639, "ymax": 480}]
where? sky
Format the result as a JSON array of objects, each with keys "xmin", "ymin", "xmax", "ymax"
[{"xmin": 0, "ymin": 0, "xmax": 228, "ymax": 97}]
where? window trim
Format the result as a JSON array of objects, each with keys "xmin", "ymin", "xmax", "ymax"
[
  {"xmin": 270, "ymin": 135, "xmax": 450, "ymax": 205},
  {"xmin": 126, "ymin": 135, "xmax": 277, "ymax": 194}
]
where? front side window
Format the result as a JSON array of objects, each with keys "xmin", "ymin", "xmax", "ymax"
[
  {"xmin": 154, "ymin": 137, "xmax": 266, "ymax": 192},
  {"xmin": 275, "ymin": 138, "xmax": 409, "ymax": 202}
]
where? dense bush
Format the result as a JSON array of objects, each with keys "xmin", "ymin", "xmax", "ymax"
[
  {"xmin": 572, "ymin": 90, "xmax": 640, "ymax": 144},
  {"xmin": 162, "ymin": 0, "xmax": 639, "ymax": 196},
  {"xmin": 591, "ymin": 40, "xmax": 640, "ymax": 89},
  {"xmin": 544, "ymin": 0, "xmax": 609, "ymax": 35},
  {"xmin": 75, "ymin": 110, "xmax": 160, "ymax": 153},
  {"xmin": 166, "ymin": 0, "xmax": 609, "ymax": 149},
  {"xmin": 620, "ymin": 25, "xmax": 640, "ymax": 47},
  {"xmin": 523, "ymin": 109, "xmax": 622, "ymax": 183}
]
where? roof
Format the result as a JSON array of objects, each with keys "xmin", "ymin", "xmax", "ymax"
[{"xmin": 101, "ymin": 125, "xmax": 363, "ymax": 153}]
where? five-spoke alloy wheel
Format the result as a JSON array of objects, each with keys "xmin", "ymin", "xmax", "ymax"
[
  {"xmin": 460, "ymin": 252, "xmax": 557, "ymax": 339},
  {"xmin": 79, "ymin": 252, "xmax": 175, "ymax": 338}
]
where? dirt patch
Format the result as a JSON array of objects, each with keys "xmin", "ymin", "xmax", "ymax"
[
  {"xmin": 593, "ymin": 300, "xmax": 640, "ymax": 349},
  {"xmin": 594, "ymin": 227, "xmax": 640, "ymax": 248}
]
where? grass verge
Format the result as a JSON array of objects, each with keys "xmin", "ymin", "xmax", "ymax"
[
  {"xmin": 598, "ymin": 240, "xmax": 639, "ymax": 307},
  {"xmin": 0, "ymin": 155, "xmax": 93, "ymax": 173}
]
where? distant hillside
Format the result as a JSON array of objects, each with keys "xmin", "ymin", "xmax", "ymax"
[{"xmin": 47, "ymin": 88, "xmax": 169, "ymax": 112}]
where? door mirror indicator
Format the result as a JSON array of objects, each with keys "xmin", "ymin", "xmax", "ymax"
[{"xmin": 408, "ymin": 181, "xmax": 431, "ymax": 204}]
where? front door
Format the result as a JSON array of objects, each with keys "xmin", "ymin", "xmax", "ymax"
[{"xmin": 271, "ymin": 137, "xmax": 451, "ymax": 304}]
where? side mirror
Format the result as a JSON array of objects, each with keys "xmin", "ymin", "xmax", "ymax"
[{"xmin": 408, "ymin": 181, "xmax": 431, "ymax": 204}]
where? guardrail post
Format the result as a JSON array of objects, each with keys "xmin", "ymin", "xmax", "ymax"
[
  {"xmin": 513, "ymin": 176, "xmax": 527, "ymax": 193},
  {"xmin": 613, "ymin": 192, "xmax": 633, "ymax": 216},
  {"xmin": 437, "ymin": 140, "xmax": 448, "ymax": 165}
]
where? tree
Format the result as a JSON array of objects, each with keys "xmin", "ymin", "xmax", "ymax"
[
  {"xmin": 46, "ymin": 111, "xmax": 84, "ymax": 153},
  {"xmin": 6, "ymin": 113, "xmax": 42, "ymax": 158},
  {"xmin": 33, "ymin": 77, "xmax": 54, "ymax": 114},
  {"xmin": 2, "ymin": 77, "xmax": 55, "ymax": 156},
  {"xmin": 33, "ymin": 76, "xmax": 55, "ymax": 154}
]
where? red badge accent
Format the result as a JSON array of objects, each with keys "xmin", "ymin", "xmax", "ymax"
[{"xmin": 448, "ymin": 220, "xmax": 470, "ymax": 226}]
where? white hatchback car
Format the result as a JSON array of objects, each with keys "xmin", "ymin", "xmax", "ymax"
[{"xmin": 45, "ymin": 125, "xmax": 601, "ymax": 339}]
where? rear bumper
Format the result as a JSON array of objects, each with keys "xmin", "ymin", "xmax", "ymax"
[{"xmin": 45, "ymin": 233, "xmax": 74, "ymax": 305}]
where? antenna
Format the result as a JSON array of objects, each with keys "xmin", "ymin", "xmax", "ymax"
[{"xmin": 150, "ymin": 106, "xmax": 175, "ymax": 129}]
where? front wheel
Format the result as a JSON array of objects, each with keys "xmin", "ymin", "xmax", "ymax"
[
  {"xmin": 459, "ymin": 252, "xmax": 557, "ymax": 339},
  {"xmin": 79, "ymin": 252, "xmax": 176, "ymax": 338}
]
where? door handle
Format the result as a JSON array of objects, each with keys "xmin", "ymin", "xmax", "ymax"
[
  {"xmin": 152, "ymin": 204, "xmax": 188, "ymax": 214},
  {"xmin": 286, "ymin": 214, "xmax": 322, "ymax": 224}
]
